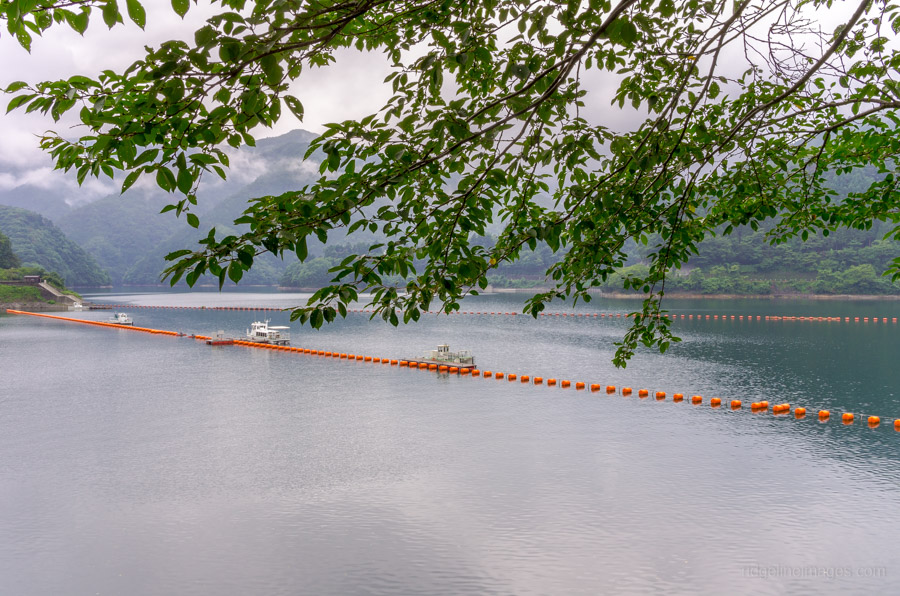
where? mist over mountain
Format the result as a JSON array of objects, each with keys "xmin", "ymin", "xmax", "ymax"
[{"xmin": 0, "ymin": 129, "xmax": 324, "ymax": 286}]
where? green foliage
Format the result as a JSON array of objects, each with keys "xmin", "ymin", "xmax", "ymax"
[
  {"xmin": 0, "ymin": 206, "xmax": 111, "ymax": 286},
  {"xmin": 6, "ymin": 0, "xmax": 900, "ymax": 364},
  {"xmin": 0, "ymin": 230, "xmax": 20, "ymax": 268},
  {"xmin": 0, "ymin": 284, "xmax": 43, "ymax": 303}
]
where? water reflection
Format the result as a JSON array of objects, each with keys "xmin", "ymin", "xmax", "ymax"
[{"xmin": 1, "ymin": 293, "xmax": 898, "ymax": 594}]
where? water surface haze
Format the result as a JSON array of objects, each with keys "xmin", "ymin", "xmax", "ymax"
[{"xmin": 2, "ymin": 292, "xmax": 898, "ymax": 595}]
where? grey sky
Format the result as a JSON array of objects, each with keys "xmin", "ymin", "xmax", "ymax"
[{"xmin": 0, "ymin": 1, "xmax": 394, "ymax": 198}]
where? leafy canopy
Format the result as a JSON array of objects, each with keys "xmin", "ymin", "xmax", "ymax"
[{"xmin": 4, "ymin": 0, "xmax": 900, "ymax": 364}]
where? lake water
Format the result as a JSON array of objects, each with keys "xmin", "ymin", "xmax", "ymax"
[{"xmin": 2, "ymin": 291, "xmax": 899, "ymax": 595}]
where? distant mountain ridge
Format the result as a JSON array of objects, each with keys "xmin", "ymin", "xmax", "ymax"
[
  {"xmin": 0, "ymin": 129, "xmax": 324, "ymax": 286},
  {"xmin": 0, "ymin": 205, "xmax": 110, "ymax": 287}
]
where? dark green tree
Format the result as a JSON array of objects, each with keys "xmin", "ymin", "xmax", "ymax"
[
  {"xmin": 0, "ymin": 230, "xmax": 21, "ymax": 269},
  {"xmin": 4, "ymin": 0, "xmax": 900, "ymax": 363}
]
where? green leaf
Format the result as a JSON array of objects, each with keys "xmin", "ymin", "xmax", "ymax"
[
  {"xmin": 4, "ymin": 81, "xmax": 28, "ymax": 93},
  {"xmin": 186, "ymin": 213, "xmax": 200, "ymax": 228},
  {"xmin": 295, "ymin": 237, "xmax": 308, "ymax": 261},
  {"xmin": 121, "ymin": 170, "xmax": 140, "ymax": 193},
  {"xmin": 227, "ymin": 261, "xmax": 242, "ymax": 283},
  {"xmin": 102, "ymin": 1, "xmax": 120, "ymax": 28},
  {"xmin": 156, "ymin": 167, "xmax": 176, "ymax": 192},
  {"xmin": 125, "ymin": 0, "xmax": 146, "ymax": 28},
  {"xmin": 283, "ymin": 95, "xmax": 304, "ymax": 121},
  {"xmin": 176, "ymin": 167, "xmax": 193, "ymax": 194},
  {"xmin": 171, "ymin": 0, "xmax": 189, "ymax": 18}
]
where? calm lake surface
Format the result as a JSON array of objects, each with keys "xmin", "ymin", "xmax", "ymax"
[{"xmin": 2, "ymin": 291, "xmax": 900, "ymax": 595}]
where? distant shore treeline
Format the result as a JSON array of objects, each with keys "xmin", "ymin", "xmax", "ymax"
[{"xmin": 279, "ymin": 225, "xmax": 900, "ymax": 296}]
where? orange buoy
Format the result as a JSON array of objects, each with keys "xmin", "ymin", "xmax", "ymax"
[
  {"xmin": 894, "ymin": 419, "xmax": 900, "ymax": 430},
  {"xmin": 819, "ymin": 410, "xmax": 830, "ymax": 420},
  {"xmin": 548, "ymin": 378, "xmax": 557, "ymax": 386},
  {"xmin": 419, "ymin": 363, "xmax": 429, "ymax": 369},
  {"xmin": 483, "ymin": 370, "xmax": 492, "ymax": 378},
  {"xmin": 439, "ymin": 365, "xmax": 448, "ymax": 372},
  {"xmin": 637, "ymin": 389, "xmax": 648, "ymax": 397},
  {"xmin": 622, "ymin": 387, "xmax": 632, "ymax": 395},
  {"xmin": 495, "ymin": 372, "xmax": 504, "ymax": 379},
  {"xmin": 508, "ymin": 373, "xmax": 517, "ymax": 381},
  {"xmin": 794, "ymin": 407, "xmax": 806, "ymax": 418},
  {"xmin": 364, "ymin": 356, "xmax": 372, "ymax": 362},
  {"xmin": 521, "ymin": 375, "xmax": 530, "ymax": 383},
  {"xmin": 751, "ymin": 402, "xmax": 761, "ymax": 410},
  {"xmin": 691, "ymin": 395, "xmax": 702, "ymax": 404},
  {"xmin": 561, "ymin": 380, "xmax": 571, "ymax": 388},
  {"xmin": 356, "ymin": 355, "xmax": 364, "ymax": 361},
  {"xmin": 461, "ymin": 368, "xmax": 470, "ymax": 375},
  {"xmin": 534, "ymin": 376, "xmax": 543, "ymax": 384},
  {"xmin": 657, "ymin": 391, "xmax": 667, "ymax": 399},
  {"xmin": 472, "ymin": 370, "xmax": 481, "ymax": 377},
  {"xmin": 606, "ymin": 385, "xmax": 616, "ymax": 393},
  {"xmin": 731, "ymin": 400, "xmax": 741, "ymax": 409},
  {"xmin": 868, "ymin": 416, "xmax": 880, "ymax": 427},
  {"xmin": 340, "ymin": 353, "xmax": 348, "ymax": 359},
  {"xmin": 710, "ymin": 397, "xmax": 721, "ymax": 407},
  {"xmin": 590, "ymin": 384, "xmax": 601, "ymax": 392},
  {"xmin": 842, "ymin": 412, "xmax": 854, "ymax": 424},
  {"xmin": 575, "ymin": 382, "xmax": 585, "ymax": 390}
]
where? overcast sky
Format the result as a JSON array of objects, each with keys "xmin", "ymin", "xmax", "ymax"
[{"xmin": 0, "ymin": 0, "xmax": 394, "ymax": 198}]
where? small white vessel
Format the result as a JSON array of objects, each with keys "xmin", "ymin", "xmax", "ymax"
[
  {"xmin": 107, "ymin": 312, "xmax": 133, "ymax": 325},
  {"xmin": 246, "ymin": 320, "xmax": 291, "ymax": 345},
  {"xmin": 407, "ymin": 344, "xmax": 475, "ymax": 368}
]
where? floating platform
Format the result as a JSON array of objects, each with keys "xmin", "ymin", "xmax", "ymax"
[
  {"xmin": 206, "ymin": 331, "xmax": 234, "ymax": 346},
  {"xmin": 403, "ymin": 358, "xmax": 476, "ymax": 369}
]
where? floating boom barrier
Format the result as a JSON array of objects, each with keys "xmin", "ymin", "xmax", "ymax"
[
  {"xmin": 90, "ymin": 304, "xmax": 898, "ymax": 324},
  {"xmin": 7, "ymin": 308, "xmax": 898, "ymax": 432}
]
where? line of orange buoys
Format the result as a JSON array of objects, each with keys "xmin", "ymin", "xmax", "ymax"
[
  {"xmin": 9, "ymin": 308, "xmax": 899, "ymax": 432},
  {"xmin": 5, "ymin": 309, "xmax": 189, "ymax": 337},
  {"xmin": 93, "ymin": 304, "xmax": 898, "ymax": 324}
]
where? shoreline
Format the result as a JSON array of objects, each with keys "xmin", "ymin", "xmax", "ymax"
[
  {"xmin": 487, "ymin": 288, "xmax": 900, "ymax": 300},
  {"xmin": 1, "ymin": 302, "xmax": 73, "ymax": 312},
  {"xmin": 68, "ymin": 284, "xmax": 900, "ymax": 301}
]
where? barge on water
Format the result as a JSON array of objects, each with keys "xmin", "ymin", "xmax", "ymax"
[
  {"xmin": 206, "ymin": 331, "xmax": 234, "ymax": 346},
  {"xmin": 246, "ymin": 320, "xmax": 291, "ymax": 346},
  {"xmin": 405, "ymin": 344, "xmax": 476, "ymax": 369},
  {"xmin": 107, "ymin": 312, "xmax": 133, "ymax": 325}
]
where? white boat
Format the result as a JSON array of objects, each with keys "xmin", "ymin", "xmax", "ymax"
[
  {"xmin": 107, "ymin": 312, "xmax": 133, "ymax": 325},
  {"xmin": 246, "ymin": 320, "xmax": 291, "ymax": 345},
  {"xmin": 407, "ymin": 344, "xmax": 475, "ymax": 368}
]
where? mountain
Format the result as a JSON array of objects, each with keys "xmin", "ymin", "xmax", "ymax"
[
  {"xmin": 57, "ymin": 192, "xmax": 185, "ymax": 285},
  {"xmin": 0, "ymin": 184, "xmax": 73, "ymax": 220},
  {"xmin": 120, "ymin": 129, "xmax": 325, "ymax": 286},
  {"xmin": 0, "ymin": 205, "xmax": 111, "ymax": 287}
]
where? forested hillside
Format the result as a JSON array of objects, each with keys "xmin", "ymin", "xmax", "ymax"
[
  {"xmin": 4, "ymin": 127, "xmax": 896, "ymax": 295},
  {"xmin": 281, "ymin": 224, "xmax": 900, "ymax": 296},
  {"xmin": 0, "ymin": 206, "xmax": 110, "ymax": 287},
  {"xmin": 64, "ymin": 130, "xmax": 323, "ymax": 286},
  {"xmin": 57, "ymin": 193, "xmax": 184, "ymax": 284},
  {"xmin": 0, "ymin": 230, "xmax": 20, "ymax": 269}
]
